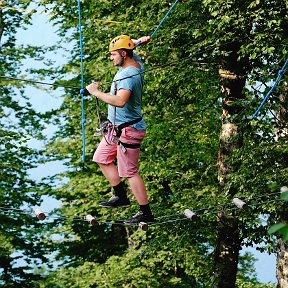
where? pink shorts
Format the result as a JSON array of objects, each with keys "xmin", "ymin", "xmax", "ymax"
[{"xmin": 93, "ymin": 126, "xmax": 146, "ymax": 178}]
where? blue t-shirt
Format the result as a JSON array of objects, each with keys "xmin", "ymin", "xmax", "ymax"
[{"xmin": 108, "ymin": 53, "xmax": 146, "ymax": 130}]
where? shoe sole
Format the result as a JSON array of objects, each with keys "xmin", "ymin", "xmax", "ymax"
[
  {"xmin": 123, "ymin": 221, "xmax": 154, "ymax": 230},
  {"xmin": 99, "ymin": 204, "xmax": 130, "ymax": 208},
  {"xmin": 124, "ymin": 220, "xmax": 155, "ymax": 225}
]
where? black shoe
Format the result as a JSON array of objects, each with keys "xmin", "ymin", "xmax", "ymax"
[
  {"xmin": 124, "ymin": 211, "xmax": 155, "ymax": 224},
  {"xmin": 99, "ymin": 195, "xmax": 130, "ymax": 208}
]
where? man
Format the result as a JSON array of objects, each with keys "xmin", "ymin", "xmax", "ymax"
[{"xmin": 86, "ymin": 35, "xmax": 154, "ymax": 224}]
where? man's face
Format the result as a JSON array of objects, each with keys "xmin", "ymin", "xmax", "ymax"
[{"xmin": 110, "ymin": 50, "xmax": 123, "ymax": 67}]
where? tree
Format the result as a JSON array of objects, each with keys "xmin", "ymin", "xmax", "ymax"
[
  {"xmin": 34, "ymin": 0, "xmax": 287, "ymax": 287},
  {"xmin": 268, "ymin": 83, "xmax": 288, "ymax": 288},
  {"xmin": 0, "ymin": 2, "xmax": 57, "ymax": 286},
  {"xmin": 199, "ymin": 0, "xmax": 287, "ymax": 286}
]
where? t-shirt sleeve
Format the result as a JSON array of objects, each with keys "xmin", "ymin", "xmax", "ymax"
[{"xmin": 117, "ymin": 72, "xmax": 133, "ymax": 91}]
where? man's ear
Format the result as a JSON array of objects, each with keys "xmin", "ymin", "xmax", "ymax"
[{"xmin": 121, "ymin": 50, "xmax": 127, "ymax": 59}]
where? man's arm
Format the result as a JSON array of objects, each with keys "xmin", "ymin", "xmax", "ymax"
[
  {"xmin": 86, "ymin": 82, "xmax": 131, "ymax": 108},
  {"xmin": 131, "ymin": 36, "xmax": 150, "ymax": 68}
]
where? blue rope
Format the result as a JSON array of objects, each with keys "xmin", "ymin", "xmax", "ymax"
[
  {"xmin": 252, "ymin": 58, "xmax": 288, "ymax": 119},
  {"xmin": 77, "ymin": 0, "xmax": 86, "ymax": 165},
  {"xmin": 135, "ymin": 0, "xmax": 180, "ymax": 47},
  {"xmin": 151, "ymin": 0, "xmax": 180, "ymax": 39}
]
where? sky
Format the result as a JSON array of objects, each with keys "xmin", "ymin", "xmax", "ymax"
[
  {"xmin": 14, "ymin": 8, "xmax": 69, "ymax": 210},
  {"xmin": 11, "ymin": 4, "xmax": 277, "ymax": 285}
]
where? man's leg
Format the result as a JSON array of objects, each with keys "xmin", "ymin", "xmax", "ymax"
[
  {"xmin": 93, "ymin": 138, "xmax": 129, "ymax": 208},
  {"xmin": 98, "ymin": 162, "xmax": 121, "ymax": 187},
  {"xmin": 125, "ymin": 173, "xmax": 154, "ymax": 223},
  {"xmin": 117, "ymin": 127, "xmax": 154, "ymax": 222},
  {"xmin": 97, "ymin": 163, "xmax": 130, "ymax": 208},
  {"xmin": 127, "ymin": 173, "xmax": 148, "ymax": 205}
]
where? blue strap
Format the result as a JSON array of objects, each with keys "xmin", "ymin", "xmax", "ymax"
[
  {"xmin": 252, "ymin": 58, "xmax": 288, "ymax": 119},
  {"xmin": 135, "ymin": 0, "xmax": 180, "ymax": 48},
  {"xmin": 77, "ymin": 0, "xmax": 86, "ymax": 165}
]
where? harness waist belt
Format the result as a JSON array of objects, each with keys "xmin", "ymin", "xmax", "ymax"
[
  {"xmin": 117, "ymin": 116, "xmax": 143, "ymax": 131},
  {"xmin": 118, "ymin": 141, "xmax": 141, "ymax": 149},
  {"xmin": 113, "ymin": 117, "xmax": 143, "ymax": 144}
]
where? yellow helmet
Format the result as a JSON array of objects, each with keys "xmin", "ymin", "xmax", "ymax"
[{"xmin": 109, "ymin": 35, "xmax": 135, "ymax": 51}]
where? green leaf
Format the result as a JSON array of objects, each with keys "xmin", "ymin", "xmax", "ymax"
[
  {"xmin": 280, "ymin": 191, "xmax": 288, "ymax": 201},
  {"xmin": 268, "ymin": 223, "xmax": 288, "ymax": 235}
]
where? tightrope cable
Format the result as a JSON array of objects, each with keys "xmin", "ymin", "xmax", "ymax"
[
  {"xmin": 0, "ymin": 56, "xmax": 205, "ymax": 90},
  {"xmin": 0, "ymin": 190, "xmax": 284, "ymax": 228}
]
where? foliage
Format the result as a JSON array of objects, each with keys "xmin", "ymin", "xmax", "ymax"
[
  {"xmin": 0, "ymin": 1, "xmax": 60, "ymax": 286},
  {"xmin": 34, "ymin": 0, "xmax": 287, "ymax": 286},
  {"xmin": 3, "ymin": 0, "xmax": 287, "ymax": 286},
  {"xmin": 268, "ymin": 190, "xmax": 288, "ymax": 241},
  {"xmin": 36, "ymin": 2, "xmax": 222, "ymax": 286},
  {"xmin": 39, "ymin": 220, "xmax": 215, "ymax": 287}
]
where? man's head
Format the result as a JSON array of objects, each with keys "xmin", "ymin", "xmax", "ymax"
[
  {"xmin": 109, "ymin": 35, "xmax": 134, "ymax": 51},
  {"xmin": 109, "ymin": 35, "xmax": 134, "ymax": 66}
]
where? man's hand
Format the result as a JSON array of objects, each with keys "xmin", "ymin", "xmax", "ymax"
[
  {"xmin": 86, "ymin": 82, "xmax": 130, "ymax": 107},
  {"xmin": 86, "ymin": 82, "xmax": 101, "ymax": 97},
  {"xmin": 132, "ymin": 36, "xmax": 151, "ymax": 46}
]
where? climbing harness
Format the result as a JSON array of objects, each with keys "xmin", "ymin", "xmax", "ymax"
[
  {"xmin": 96, "ymin": 117, "xmax": 143, "ymax": 152},
  {"xmin": 112, "ymin": 117, "xmax": 143, "ymax": 145},
  {"xmin": 114, "ymin": 117, "xmax": 143, "ymax": 153}
]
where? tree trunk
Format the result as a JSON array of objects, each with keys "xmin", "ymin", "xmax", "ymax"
[
  {"xmin": 0, "ymin": 9, "xmax": 3, "ymax": 41},
  {"xmin": 275, "ymin": 83, "xmax": 288, "ymax": 287},
  {"xmin": 277, "ymin": 240, "xmax": 288, "ymax": 288},
  {"xmin": 212, "ymin": 41, "xmax": 247, "ymax": 288},
  {"xmin": 213, "ymin": 215, "xmax": 240, "ymax": 288}
]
